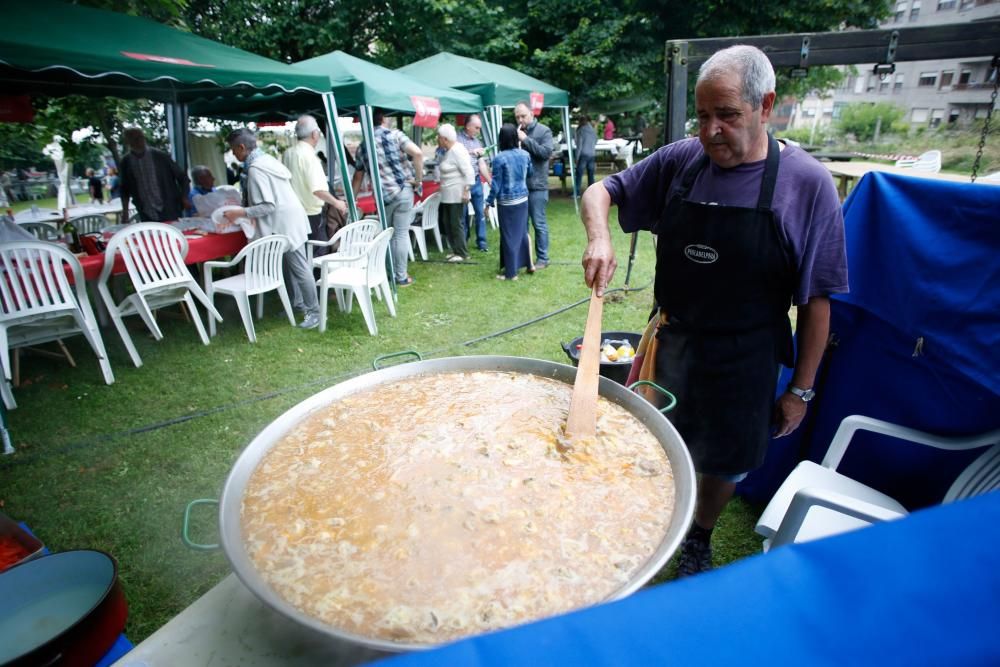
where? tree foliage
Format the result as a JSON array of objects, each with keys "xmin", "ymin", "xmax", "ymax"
[{"xmin": 836, "ymin": 102, "xmax": 908, "ymax": 142}]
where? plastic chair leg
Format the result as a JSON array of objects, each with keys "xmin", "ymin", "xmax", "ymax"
[
  {"xmin": 234, "ymin": 292, "xmax": 256, "ymax": 343},
  {"xmin": 381, "ymin": 281, "xmax": 396, "ymax": 318},
  {"xmin": 0, "ymin": 327, "xmax": 10, "ymax": 381},
  {"xmin": 355, "ymin": 285, "xmax": 378, "ymax": 336},
  {"xmin": 208, "ymin": 290, "xmax": 218, "ymax": 337},
  {"xmin": 415, "ymin": 230, "xmax": 428, "ymax": 261},
  {"xmin": 183, "ymin": 292, "xmax": 211, "ymax": 346},
  {"xmin": 432, "ymin": 228, "xmax": 443, "ymax": 253},
  {"xmin": 318, "ymin": 279, "xmax": 330, "ymax": 334},
  {"xmin": 275, "ymin": 284, "xmax": 295, "ymax": 327},
  {"xmin": 73, "ymin": 312, "xmax": 115, "ymax": 385},
  {"xmin": 0, "ymin": 379, "xmax": 15, "ymax": 410}
]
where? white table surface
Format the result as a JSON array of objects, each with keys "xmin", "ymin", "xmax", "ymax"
[{"xmin": 112, "ymin": 574, "xmax": 389, "ymax": 667}]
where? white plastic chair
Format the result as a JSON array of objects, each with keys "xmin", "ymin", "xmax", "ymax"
[
  {"xmin": 203, "ymin": 234, "xmax": 294, "ymax": 343},
  {"xmin": 97, "ymin": 222, "xmax": 222, "ymax": 367},
  {"xmin": 316, "ymin": 227, "xmax": 395, "ymax": 335},
  {"xmin": 306, "ymin": 220, "xmax": 379, "ymax": 264},
  {"xmin": 755, "ymin": 415, "xmax": 1000, "ymax": 551},
  {"xmin": 0, "ymin": 241, "xmax": 114, "ymax": 410},
  {"xmin": 408, "ymin": 192, "xmax": 443, "ymax": 261},
  {"xmin": 895, "ymin": 150, "xmax": 942, "ymax": 173},
  {"xmin": 70, "ymin": 214, "xmax": 111, "ymax": 235},
  {"xmin": 20, "ymin": 222, "xmax": 59, "ymax": 241}
]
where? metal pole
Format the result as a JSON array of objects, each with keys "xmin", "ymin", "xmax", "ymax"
[
  {"xmin": 664, "ymin": 41, "xmax": 689, "ymax": 145},
  {"xmin": 321, "ymin": 92, "xmax": 358, "ymax": 221},
  {"xmin": 165, "ymin": 101, "xmax": 190, "ymax": 170},
  {"xmin": 623, "ymin": 231, "xmax": 639, "ymax": 291},
  {"xmin": 562, "ymin": 106, "xmax": 578, "ymax": 214}
]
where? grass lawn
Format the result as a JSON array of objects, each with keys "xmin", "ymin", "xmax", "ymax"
[{"xmin": 2, "ymin": 181, "xmax": 766, "ymax": 644}]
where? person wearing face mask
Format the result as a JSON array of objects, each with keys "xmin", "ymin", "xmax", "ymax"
[
  {"xmin": 119, "ymin": 128, "xmax": 190, "ymax": 223},
  {"xmin": 580, "ymin": 45, "xmax": 848, "ymax": 578}
]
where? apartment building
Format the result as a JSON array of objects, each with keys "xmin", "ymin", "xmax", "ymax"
[{"xmin": 789, "ymin": 0, "xmax": 999, "ymax": 132}]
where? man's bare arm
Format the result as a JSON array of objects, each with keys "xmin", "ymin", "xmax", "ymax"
[
  {"xmin": 580, "ymin": 182, "xmax": 618, "ymax": 296},
  {"xmin": 773, "ymin": 296, "xmax": 830, "ymax": 437}
]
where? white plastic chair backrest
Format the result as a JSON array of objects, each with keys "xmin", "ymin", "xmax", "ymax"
[
  {"xmin": 333, "ymin": 220, "xmax": 380, "ymax": 257},
  {"xmin": 0, "ymin": 241, "xmax": 83, "ymax": 321},
  {"xmin": 911, "ymin": 150, "xmax": 942, "ymax": 173},
  {"xmin": 101, "ymin": 222, "xmax": 189, "ymax": 291},
  {"xmin": 240, "ymin": 234, "xmax": 290, "ymax": 292},
  {"xmin": 365, "ymin": 228, "xmax": 394, "ymax": 285},
  {"xmin": 420, "ymin": 193, "xmax": 441, "ymax": 231},
  {"xmin": 943, "ymin": 445, "xmax": 1000, "ymax": 502},
  {"xmin": 70, "ymin": 214, "xmax": 109, "ymax": 234},
  {"xmin": 20, "ymin": 222, "xmax": 59, "ymax": 241}
]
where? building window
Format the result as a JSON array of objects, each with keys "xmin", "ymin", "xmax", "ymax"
[
  {"xmin": 879, "ymin": 77, "xmax": 891, "ymax": 92},
  {"xmin": 975, "ymin": 107, "xmax": 989, "ymax": 119},
  {"xmin": 833, "ymin": 102, "xmax": 847, "ymax": 120},
  {"xmin": 959, "ymin": 69, "xmax": 972, "ymax": 85},
  {"xmin": 910, "ymin": 0, "xmax": 922, "ymax": 19},
  {"xmin": 939, "ymin": 70, "xmax": 955, "ymax": 88},
  {"xmin": 948, "ymin": 109, "xmax": 961, "ymax": 124},
  {"xmin": 894, "ymin": 74, "xmax": 905, "ymax": 91},
  {"xmin": 854, "ymin": 76, "xmax": 866, "ymax": 94},
  {"xmin": 918, "ymin": 72, "xmax": 938, "ymax": 87},
  {"xmin": 930, "ymin": 109, "xmax": 944, "ymax": 128},
  {"xmin": 911, "ymin": 108, "xmax": 930, "ymax": 123},
  {"xmin": 958, "ymin": 0, "xmax": 974, "ymax": 8},
  {"xmin": 866, "ymin": 75, "xmax": 877, "ymax": 92},
  {"xmin": 894, "ymin": 0, "xmax": 908, "ymax": 20},
  {"xmin": 937, "ymin": 0, "xmax": 956, "ymax": 8}
]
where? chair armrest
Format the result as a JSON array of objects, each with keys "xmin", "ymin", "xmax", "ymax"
[
  {"xmin": 770, "ymin": 486, "xmax": 907, "ymax": 549},
  {"xmin": 313, "ymin": 251, "xmax": 365, "ymax": 268},
  {"xmin": 822, "ymin": 416, "xmax": 1000, "ymax": 471}
]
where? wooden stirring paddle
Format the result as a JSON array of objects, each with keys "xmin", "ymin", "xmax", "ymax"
[{"xmin": 565, "ymin": 286, "xmax": 604, "ymax": 439}]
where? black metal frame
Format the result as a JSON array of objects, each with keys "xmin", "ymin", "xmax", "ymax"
[{"xmin": 663, "ymin": 19, "xmax": 1000, "ymax": 144}]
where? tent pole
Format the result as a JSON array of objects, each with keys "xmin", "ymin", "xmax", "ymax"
[
  {"xmin": 359, "ymin": 105, "xmax": 397, "ymax": 299},
  {"xmin": 165, "ymin": 101, "xmax": 189, "ymax": 171},
  {"xmin": 562, "ymin": 106, "xmax": 577, "ymax": 214},
  {"xmin": 322, "ymin": 92, "xmax": 357, "ymax": 221}
]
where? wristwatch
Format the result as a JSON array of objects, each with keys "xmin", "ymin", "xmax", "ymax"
[{"xmin": 786, "ymin": 384, "xmax": 816, "ymax": 402}]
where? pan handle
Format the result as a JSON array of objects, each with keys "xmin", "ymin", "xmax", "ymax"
[
  {"xmin": 628, "ymin": 380, "xmax": 678, "ymax": 414},
  {"xmin": 372, "ymin": 350, "xmax": 423, "ymax": 370},
  {"xmin": 182, "ymin": 499, "xmax": 220, "ymax": 551}
]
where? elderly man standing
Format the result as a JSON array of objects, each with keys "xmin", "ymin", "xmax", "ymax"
[
  {"xmin": 119, "ymin": 128, "xmax": 189, "ymax": 223},
  {"xmin": 514, "ymin": 102, "xmax": 553, "ymax": 269},
  {"xmin": 351, "ymin": 110, "xmax": 424, "ymax": 287},
  {"xmin": 283, "ymin": 115, "xmax": 348, "ymax": 256},
  {"xmin": 581, "ymin": 45, "xmax": 848, "ymax": 577},
  {"xmin": 224, "ymin": 128, "xmax": 320, "ymax": 330},
  {"xmin": 456, "ymin": 114, "xmax": 490, "ymax": 252}
]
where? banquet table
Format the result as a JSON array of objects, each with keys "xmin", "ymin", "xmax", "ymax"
[
  {"xmin": 355, "ymin": 180, "xmax": 439, "ymax": 216},
  {"xmin": 14, "ymin": 202, "xmax": 135, "ymax": 224}
]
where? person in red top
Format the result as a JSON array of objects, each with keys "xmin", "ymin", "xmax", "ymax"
[{"xmin": 602, "ymin": 115, "xmax": 616, "ymax": 140}]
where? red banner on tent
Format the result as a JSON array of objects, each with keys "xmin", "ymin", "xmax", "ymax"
[
  {"xmin": 411, "ymin": 96, "xmax": 442, "ymax": 128},
  {"xmin": 256, "ymin": 121, "xmax": 286, "ymax": 128},
  {"xmin": 530, "ymin": 92, "xmax": 544, "ymax": 114},
  {"xmin": 121, "ymin": 51, "xmax": 215, "ymax": 68},
  {"xmin": 0, "ymin": 95, "xmax": 34, "ymax": 123}
]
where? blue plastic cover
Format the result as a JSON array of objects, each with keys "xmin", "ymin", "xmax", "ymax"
[
  {"xmin": 379, "ymin": 492, "xmax": 1000, "ymax": 666},
  {"xmin": 739, "ymin": 171, "xmax": 1000, "ymax": 508}
]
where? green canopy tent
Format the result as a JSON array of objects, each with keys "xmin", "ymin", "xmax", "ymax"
[
  {"xmin": 0, "ymin": 0, "xmax": 331, "ymax": 171},
  {"xmin": 397, "ymin": 52, "xmax": 576, "ymax": 207},
  {"xmin": 189, "ymin": 50, "xmax": 483, "ymax": 237}
]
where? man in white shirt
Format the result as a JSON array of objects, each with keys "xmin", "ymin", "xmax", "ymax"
[{"xmin": 283, "ymin": 115, "xmax": 348, "ymax": 257}]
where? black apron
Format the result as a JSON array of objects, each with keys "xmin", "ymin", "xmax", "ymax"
[{"xmin": 653, "ymin": 135, "xmax": 795, "ymax": 476}]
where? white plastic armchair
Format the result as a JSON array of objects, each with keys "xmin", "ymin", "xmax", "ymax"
[
  {"xmin": 97, "ymin": 222, "xmax": 222, "ymax": 367},
  {"xmin": 69, "ymin": 214, "xmax": 111, "ymax": 234},
  {"xmin": 756, "ymin": 415, "xmax": 1000, "ymax": 551},
  {"xmin": 409, "ymin": 192, "xmax": 443, "ymax": 260},
  {"xmin": 316, "ymin": 227, "xmax": 395, "ymax": 335},
  {"xmin": 0, "ymin": 241, "xmax": 114, "ymax": 411},
  {"xmin": 895, "ymin": 150, "xmax": 942, "ymax": 173},
  {"xmin": 203, "ymin": 234, "xmax": 294, "ymax": 343},
  {"xmin": 306, "ymin": 220, "xmax": 379, "ymax": 265},
  {"xmin": 20, "ymin": 222, "xmax": 59, "ymax": 241}
]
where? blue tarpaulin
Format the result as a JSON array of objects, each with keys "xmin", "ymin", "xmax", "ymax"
[
  {"xmin": 380, "ymin": 492, "xmax": 1000, "ymax": 666},
  {"xmin": 740, "ymin": 171, "xmax": 1000, "ymax": 509}
]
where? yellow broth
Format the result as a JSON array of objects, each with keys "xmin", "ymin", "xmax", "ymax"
[{"xmin": 241, "ymin": 371, "xmax": 674, "ymax": 644}]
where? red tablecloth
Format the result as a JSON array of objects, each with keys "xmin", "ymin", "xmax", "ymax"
[
  {"xmin": 77, "ymin": 231, "xmax": 247, "ymax": 282},
  {"xmin": 355, "ymin": 180, "xmax": 440, "ymax": 216}
]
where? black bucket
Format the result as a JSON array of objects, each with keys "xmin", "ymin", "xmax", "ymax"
[{"xmin": 561, "ymin": 330, "xmax": 642, "ymax": 386}]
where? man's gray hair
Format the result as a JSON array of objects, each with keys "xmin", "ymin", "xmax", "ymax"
[
  {"xmin": 697, "ymin": 45, "xmax": 776, "ymax": 109},
  {"xmin": 437, "ymin": 123, "xmax": 457, "ymax": 142},
  {"xmin": 226, "ymin": 128, "xmax": 257, "ymax": 151},
  {"xmin": 295, "ymin": 114, "xmax": 320, "ymax": 139},
  {"xmin": 191, "ymin": 165, "xmax": 212, "ymax": 180}
]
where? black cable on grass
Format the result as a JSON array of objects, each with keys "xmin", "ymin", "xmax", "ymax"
[{"xmin": 1, "ymin": 279, "xmax": 652, "ymax": 469}]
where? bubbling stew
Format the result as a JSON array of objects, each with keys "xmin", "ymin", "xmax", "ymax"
[{"xmin": 241, "ymin": 371, "xmax": 674, "ymax": 645}]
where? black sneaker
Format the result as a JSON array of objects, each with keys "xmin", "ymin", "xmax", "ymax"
[{"xmin": 675, "ymin": 535, "xmax": 713, "ymax": 578}]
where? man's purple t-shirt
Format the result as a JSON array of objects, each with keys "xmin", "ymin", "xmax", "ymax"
[{"xmin": 603, "ymin": 137, "xmax": 848, "ymax": 305}]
